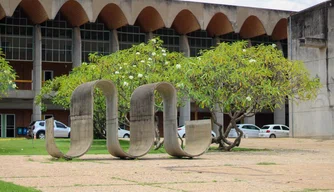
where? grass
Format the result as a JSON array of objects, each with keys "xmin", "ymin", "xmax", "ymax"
[
  {"xmin": 0, "ymin": 180, "xmax": 41, "ymax": 192},
  {"xmin": 209, "ymin": 146, "xmax": 270, "ymax": 152},
  {"xmin": 291, "ymin": 189, "xmax": 331, "ymax": 192},
  {"xmin": 256, "ymin": 162, "xmax": 277, "ymax": 165},
  {"xmin": 0, "ymin": 138, "xmax": 166, "ymax": 155}
]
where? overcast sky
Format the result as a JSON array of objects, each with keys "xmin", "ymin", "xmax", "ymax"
[{"xmin": 178, "ymin": 0, "xmax": 328, "ymax": 11}]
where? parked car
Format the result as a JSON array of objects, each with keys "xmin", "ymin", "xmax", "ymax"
[
  {"xmin": 27, "ymin": 120, "xmax": 71, "ymax": 139},
  {"xmin": 228, "ymin": 124, "xmax": 261, "ymax": 138},
  {"xmin": 177, "ymin": 125, "xmax": 216, "ymax": 138},
  {"xmin": 118, "ymin": 127, "xmax": 130, "ymax": 138},
  {"xmin": 259, "ymin": 124, "xmax": 290, "ymax": 138}
]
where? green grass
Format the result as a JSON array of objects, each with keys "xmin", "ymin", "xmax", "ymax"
[
  {"xmin": 209, "ymin": 146, "xmax": 270, "ymax": 152},
  {"xmin": 291, "ymin": 189, "xmax": 331, "ymax": 192},
  {"xmin": 0, "ymin": 180, "xmax": 41, "ymax": 192},
  {"xmin": 256, "ymin": 162, "xmax": 277, "ymax": 165},
  {"xmin": 0, "ymin": 138, "xmax": 166, "ymax": 155}
]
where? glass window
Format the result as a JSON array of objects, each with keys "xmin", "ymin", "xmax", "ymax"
[
  {"xmin": 41, "ymin": 12, "xmax": 72, "ymax": 62},
  {"xmin": 282, "ymin": 126, "xmax": 289, "ymax": 131},
  {"xmin": 273, "ymin": 126, "xmax": 281, "ymax": 130},
  {"xmin": 187, "ymin": 30, "xmax": 213, "ymax": 57},
  {"xmin": 117, "ymin": 25, "xmax": 146, "ymax": 51},
  {"xmin": 80, "ymin": 18, "xmax": 110, "ymax": 62},
  {"xmin": 56, "ymin": 122, "xmax": 66, "ymax": 128},
  {"xmin": 0, "ymin": 7, "xmax": 33, "ymax": 61},
  {"xmin": 153, "ymin": 28, "xmax": 180, "ymax": 52}
]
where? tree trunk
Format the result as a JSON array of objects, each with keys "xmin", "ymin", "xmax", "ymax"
[{"xmin": 211, "ymin": 111, "xmax": 244, "ymax": 151}]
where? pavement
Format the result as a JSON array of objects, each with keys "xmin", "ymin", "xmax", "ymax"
[{"xmin": 0, "ymin": 138, "xmax": 333, "ymax": 192}]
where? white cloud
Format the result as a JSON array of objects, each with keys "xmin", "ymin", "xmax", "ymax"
[{"xmin": 177, "ymin": 0, "xmax": 327, "ymax": 11}]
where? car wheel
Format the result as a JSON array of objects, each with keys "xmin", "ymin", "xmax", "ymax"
[
  {"xmin": 68, "ymin": 132, "xmax": 71, "ymax": 138},
  {"xmin": 182, "ymin": 134, "xmax": 186, "ymax": 138},
  {"xmin": 269, "ymin": 134, "xmax": 276, "ymax": 138},
  {"xmin": 37, "ymin": 131, "xmax": 45, "ymax": 139},
  {"xmin": 123, "ymin": 134, "xmax": 130, "ymax": 138}
]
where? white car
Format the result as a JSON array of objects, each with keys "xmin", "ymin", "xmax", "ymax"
[
  {"xmin": 27, "ymin": 120, "xmax": 71, "ymax": 139},
  {"xmin": 118, "ymin": 127, "xmax": 130, "ymax": 138},
  {"xmin": 259, "ymin": 124, "xmax": 290, "ymax": 138},
  {"xmin": 228, "ymin": 124, "xmax": 261, "ymax": 138},
  {"xmin": 177, "ymin": 125, "xmax": 216, "ymax": 138}
]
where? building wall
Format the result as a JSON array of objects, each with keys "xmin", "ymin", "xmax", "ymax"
[
  {"xmin": 0, "ymin": 0, "xmax": 291, "ymax": 137},
  {"xmin": 290, "ymin": 1, "xmax": 334, "ymax": 138}
]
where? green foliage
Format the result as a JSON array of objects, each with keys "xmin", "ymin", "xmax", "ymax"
[
  {"xmin": 0, "ymin": 49, "xmax": 17, "ymax": 98},
  {"xmin": 180, "ymin": 41, "xmax": 320, "ymax": 116},
  {"xmin": 0, "ymin": 180, "xmax": 41, "ymax": 192},
  {"xmin": 36, "ymin": 38, "xmax": 185, "ymax": 134}
]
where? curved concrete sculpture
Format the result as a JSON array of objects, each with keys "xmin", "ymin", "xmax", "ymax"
[
  {"xmin": 46, "ymin": 80, "xmax": 212, "ymax": 159},
  {"xmin": 46, "ymin": 80, "xmax": 114, "ymax": 159},
  {"xmin": 107, "ymin": 82, "xmax": 212, "ymax": 158}
]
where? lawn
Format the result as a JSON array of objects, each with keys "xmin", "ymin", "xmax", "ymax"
[
  {"xmin": 0, "ymin": 138, "xmax": 166, "ymax": 155},
  {"xmin": 0, "ymin": 180, "xmax": 41, "ymax": 192}
]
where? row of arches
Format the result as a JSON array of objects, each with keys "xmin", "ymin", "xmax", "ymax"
[{"xmin": 0, "ymin": 0, "xmax": 289, "ymax": 40}]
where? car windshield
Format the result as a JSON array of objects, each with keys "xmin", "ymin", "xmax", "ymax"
[{"xmin": 261, "ymin": 126, "xmax": 270, "ymax": 129}]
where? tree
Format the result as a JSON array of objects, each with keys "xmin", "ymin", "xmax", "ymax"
[
  {"xmin": 0, "ymin": 49, "xmax": 17, "ymax": 98},
  {"xmin": 178, "ymin": 41, "xmax": 321, "ymax": 151},
  {"xmin": 36, "ymin": 38, "xmax": 186, "ymax": 141}
]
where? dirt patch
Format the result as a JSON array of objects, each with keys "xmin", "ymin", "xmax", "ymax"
[{"xmin": 0, "ymin": 138, "xmax": 333, "ymax": 192}]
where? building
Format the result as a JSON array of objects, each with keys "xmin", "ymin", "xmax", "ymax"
[
  {"xmin": 0, "ymin": 0, "xmax": 290, "ymax": 138},
  {"xmin": 289, "ymin": 0, "xmax": 334, "ymax": 138}
]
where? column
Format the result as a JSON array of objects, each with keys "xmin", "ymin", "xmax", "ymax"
[
  {"xmin": 213, "ymin": 104, "xmax": 224, "ymax": 135},
  {"xmin": 110, "ymin": 29, "xmax": 119, "ymax": 53},
  {"xmin": 32, "ymin": 25, "xmax": 42, "ymax": 122},
  {"xmin": 147, "ymin": 31, "xmax": 154, "ymax": 40},
  {"xmin": 244, "ymin": 116, "xmax": 255, "ymax": 125},
  {"xmin": 274, "ymin": 41, "xmax": 286, "ymax": 125},
  {"xmin": 72, "ymin": 27, "xmax": 82, "ymax": 68},
  {"xmin": 274, "ymin": 105, "xmax": 286, "ymax": 125},
  {"xmin": 178, "ymin": 35, "xmax": 191, "ymax": 126}
]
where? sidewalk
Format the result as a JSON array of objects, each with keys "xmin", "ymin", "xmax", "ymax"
[{"xmin": 0, "ymin": 138, "xmax": 333, "ymax": 192}]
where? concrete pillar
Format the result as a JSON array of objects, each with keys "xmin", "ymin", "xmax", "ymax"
[
  {"xmin": 213, "ymin": 104, "xmax": 224, "ymax": 135},
  {"xmin": 274, "ymin": 105, "xmax": 286, "ymax": 125},
  {"xmin": 214, "ymin": 36, "xmax": 220, "ymax": 46},
  {"xmin": 32, "ymin": 25, "xmax": 42, "ymax": 122},
  {"xmin": 72, "ymin": 27, "xmax": 82, "ymax": 68},
  {"xmin": 244, "ymin": 115, "xmax": 255, "ymax": 125},
  {"xmin": 147, "ymin": 31, "xmax": 154, "ymax": 40},
  {"xmin": 179, "ymin": 35, "xmax": 191, "ymax": 126},
  {"xmin": 274, "ymin": 41, "xmax": 286, "ymax": 125},
  {"xmin": 110, "ymin": 29, "xmax": 119, "ymax": 53}
]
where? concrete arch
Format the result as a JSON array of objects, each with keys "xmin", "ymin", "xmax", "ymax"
[
  {"xmin": 0, "ymin": 4, "xmax": 5, "ymax": 20},
  {"xmin": 18, "ymin": 0, "xmax": 49, "ymax": 24},
  {"xmin": 206, "ymin": 12, "xmax": 234, "ymax": 37},
  {"xmin": 171, "ymin": 9, "xmax": 201, "ymax": 35},
  {"xmin": 54, "ymin": 0, "xmax": 91, "ymax": 27},
  {"xmin": 272, "ymin": 18, "xmax": 288, "ymax": 40},
  {"xmin": 239, "ymin": 15, "xmax": 266, "ymax": 39},
  {"xmin": 134, "ymin": 6, "xmax": 165, "ymax": 32},
  {"xmin": 97, "ymin": 3, "xmax": 128, "ymax": 30}
]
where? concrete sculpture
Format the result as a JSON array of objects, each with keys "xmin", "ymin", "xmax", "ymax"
[{"xmin": 46, "ymin": 80, "xmax": 212, "ymax": 159}]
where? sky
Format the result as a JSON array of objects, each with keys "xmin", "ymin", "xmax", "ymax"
[{"xmin": 178, "ymin": 0, "xmax": 328, "ymax": 11}]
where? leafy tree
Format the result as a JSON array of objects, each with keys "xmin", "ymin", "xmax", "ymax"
[
  {"xmin": 36, "ymin": 38, "xmax": 186, "ymax": 140},
  {"xmin": 0, "ymin": 49, "xmax": 17, "ymax": 98},
  {"xmin": 178, "ymin": 41, "xmax": 321, "ymax": 151}
]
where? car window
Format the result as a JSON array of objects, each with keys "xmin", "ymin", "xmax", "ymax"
[
  {"xmin": 261, "ymin": 126, "xmax": 270, "ymax": 129},
  {"xmin": 249, "ymin": 126, "xmax": 259, "ymax": 130},
  {"xmin": 39, "ymin": 122, "xmax": 45, "ymax": 126},
  {"xmin": 29, "ymin": 121, "xmax": 36, "ymax": 126},
  {"xmin": 55, "ymin": 122, "xmax": 67, "ymax": 128},
  {"xmin": 282, "ymin": 126, "xmax": 289, "ymax": 131},
  {"xmin": 273, "ymin": 126, "xmax": 281, "ymax": 130},
  {"xmin": 244, "ymin": 126, "xmax": 251, "ymax": 129}
]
